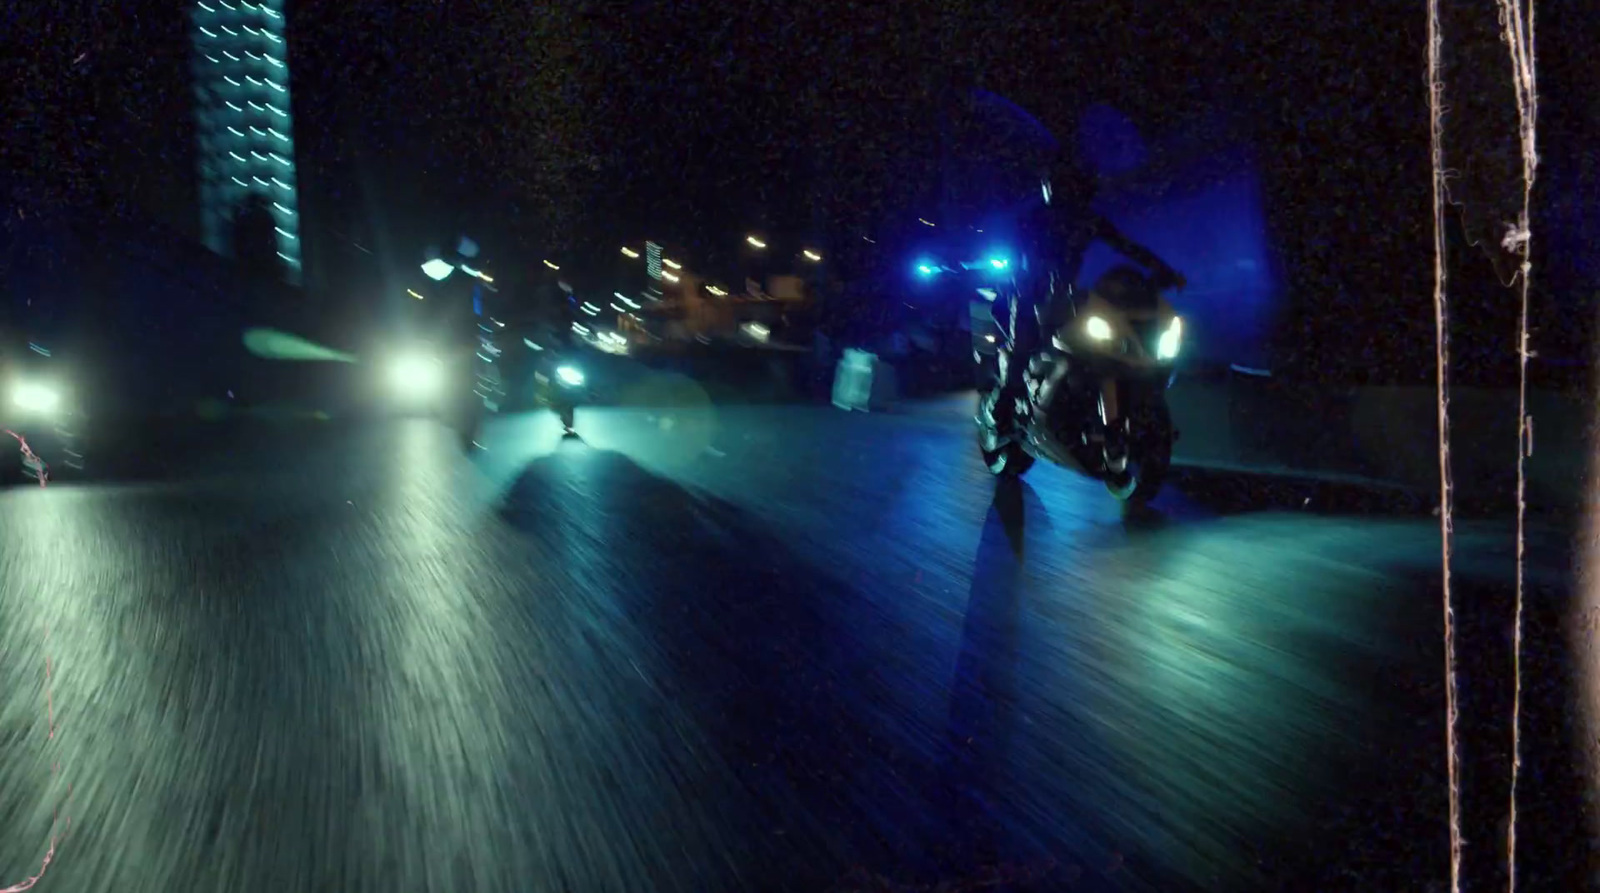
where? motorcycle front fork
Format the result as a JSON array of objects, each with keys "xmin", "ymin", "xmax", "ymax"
[{"xmin": 1097, "ymin": 377, "xmax": 1121, "ymax": 431}]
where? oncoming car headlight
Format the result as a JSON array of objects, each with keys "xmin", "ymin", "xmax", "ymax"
[
  {"xmin": 555, "ymin": 365, "xmax": 585, "ymax": 387},
  {"xmin": 387, "ymin": 352, "xmax": 445, "ymax": 397},
  {"xmin": 1157, "ymin": 316, "xmax": 1183, "ymax": 360},
  {"xmin": 1084, "ymin": 315, "xmax": 1114, "ymax": 341},
  {"xmin": 10, "ymin": 379, "xmax": 63, "ymax": 415}
]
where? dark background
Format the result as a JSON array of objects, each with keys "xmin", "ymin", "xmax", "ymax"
[{"xmin": 2, "ymin": 0, "xmax": 1593, "ymax": 386}]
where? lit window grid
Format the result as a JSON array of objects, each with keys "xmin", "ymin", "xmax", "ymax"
[{"xmin": 191, "ymin": 0, "xmax": 300, "ymax": 276}]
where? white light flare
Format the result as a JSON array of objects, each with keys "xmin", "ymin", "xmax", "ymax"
[
  {"xmin": 1493, "ymin": 0, "xmax": 1538, "ymax": 889},
  {"xmin": 1426, "ymin": 3, "xmax": 1464, "ymax": 889}
]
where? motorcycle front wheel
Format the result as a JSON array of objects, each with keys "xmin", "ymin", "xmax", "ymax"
[
  {"xmin": 1104, "ymin": 394, "xmax": 1173, "ymax": 503},
  {"xmin": 976, "ymin": 387, "xmax": 1035, "ymax": 478}
]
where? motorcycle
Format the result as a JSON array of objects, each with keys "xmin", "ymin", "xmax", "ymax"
[
  {"xmin": 973, "ymin": 264, "xmax": 1184, "ymax": 504},
  {"xmin": 533, "ymin": 358, "xmax": 585, "ymax": 435},
  {"xmin": 1, "ymin": 338, "xmax": 88, "ymax": 485},
  {"xmin": 461, "ymin": 322, "xmax": 586, "ymax": 447}
]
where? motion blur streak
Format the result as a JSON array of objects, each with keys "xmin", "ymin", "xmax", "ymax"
[
  {"xmin": 5, "ymin": 433, "xmax": 48, "ymax": 489},
  {"xmin": 1493, "ymin": 0, "xmax": 1538, "ymax": 887},
  {"xmin": 241, "ymin": 328, "xmax": 358, "ymax": 363},
  {"xmin": 0, "ymin": 628, "xmax": 70, "ymax": 892},
  {"xmin": 1425, "ymin": 2, "xmax": 1463, "ymax": 890}
]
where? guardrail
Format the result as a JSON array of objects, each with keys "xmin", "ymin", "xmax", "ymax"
[{"xmin": 1168, "ymin": 372, "xmax": 1589, "ymax": 516}]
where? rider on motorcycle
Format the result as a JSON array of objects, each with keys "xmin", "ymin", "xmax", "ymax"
[{"xmin": 990, "ymin": 148, "xmax": 1186, "ymax": 445}]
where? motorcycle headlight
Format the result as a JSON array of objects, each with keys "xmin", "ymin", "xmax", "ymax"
[
  {"xmin": 1157, "ymin": 316, "xmax": 1183, "ymax": 360},
  {"xmin": 10, "ymin": 379, "xmax": 62, "ymax": 415},
  {"xmin": 555, "ymin": 365, "xmax": 585, "ymax": 387},
  {"xmin": 1084, "ymin": 316, "xmax": 1114, "ymax": 341},
  {"xmin": 387, "ymin": 352, "xmax": 445, "ymax": 397}
]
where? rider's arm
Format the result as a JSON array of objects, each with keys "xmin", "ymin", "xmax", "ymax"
[{"xmin": 1089, "ymin": 215, "xmax": 1186, "ymax": 289}]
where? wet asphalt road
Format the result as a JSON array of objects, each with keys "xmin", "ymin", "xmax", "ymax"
[{"xmin": 0, "ymin": 396, "xmax": 1585, "ymax": 892}]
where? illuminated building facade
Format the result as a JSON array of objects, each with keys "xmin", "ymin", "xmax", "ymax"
[{"xmin": 188, "ymin": 0, "xmax": 302, "ymax": 285}]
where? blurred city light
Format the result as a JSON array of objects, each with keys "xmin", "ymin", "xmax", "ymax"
[
  {"xmin": 420, "ymin": 259, "xmax": 455, "ymax": 281},
  {"xmin": 802, "ymin": 249, "xmax": 822, "ymax": 262},
  {"xmin": 661, "ymin": 270, "xmax": 681, "ymax": 283},
  {"xmin": 621, "ymin": 246, "xmax": 640, "ymax": 258},
  {"xmin": 918, "ymin": 218, "xmax": 936, "ymax": 227},
  {"xmin": 407, "ymin": 288, "xmax": 425, "ymax": 300},
  {"xmin": 707, "ymin": 285, "xmax": 728, "ymax": 297},
  {"xmin": 543, "ymin": 259, "xmax": 560, "ymax": 270},
  {"xmin": 745, "ymin": 236, "xmax": 767, "ymax": 249},
  {"xmin": 663, "ymin": 258, "xmax": 682, "ymax": 270}
]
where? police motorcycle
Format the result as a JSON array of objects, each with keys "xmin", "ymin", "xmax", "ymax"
[{"xmin": 970, "ymin": 259, "xmax": 1186, "ymax": 504}]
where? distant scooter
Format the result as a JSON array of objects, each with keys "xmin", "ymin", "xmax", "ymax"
[{"xmin": 537, "ymin": 359, "xmax": 585, "ymax": 437}]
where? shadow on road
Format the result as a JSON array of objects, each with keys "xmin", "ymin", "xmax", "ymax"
[
  {"xmin": 494, "ymin": 449, "xmax": 1123, "ymax": 892},
  {"xmin": 933, "ymin": 478, "xmax": 1102, "ymax": 890},
  {"xmin": 490, "ymin": 446, "xmax": 1588, "ymax": 891}
]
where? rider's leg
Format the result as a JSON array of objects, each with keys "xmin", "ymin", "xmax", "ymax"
[{"xmin": 992, "ymin": 287, "xmax": 1039, "ymax": 438}]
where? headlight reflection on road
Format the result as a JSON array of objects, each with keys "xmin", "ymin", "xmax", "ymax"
[{"xmin": 1093, "ymin": 519, "xmax": 1403, "ymax": 882}]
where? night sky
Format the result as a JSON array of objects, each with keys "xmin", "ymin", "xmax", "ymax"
[{"xmin": 3, "ymin": 0, "xmax": 1593, "ymax": 384}]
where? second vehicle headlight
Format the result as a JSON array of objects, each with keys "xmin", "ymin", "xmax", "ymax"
[
  {"xmin": 10, "ymin": 379, "xmax": 62, "ymax": 415},
  {"xmin": 388, "ymin": 352, "xmax": 445, "ymax": 397},
  {"xmin": 1157, "ymin": 316, "xmax": 1183, "ymax": 360}
]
